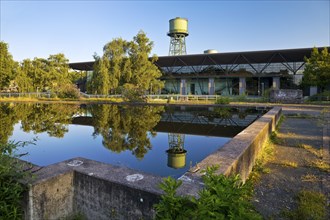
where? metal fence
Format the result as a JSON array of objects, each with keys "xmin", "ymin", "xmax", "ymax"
[{"xmin": 0, "ymin": 92, "xmax": 51, "ymax": 98}]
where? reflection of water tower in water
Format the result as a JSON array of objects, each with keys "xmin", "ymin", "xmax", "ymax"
[
  {"xmin": 166, "ymin": 18, "xmax": 188, "ymax": 168},
  {"xmin": 166, "ymin": 133, "xmax": 187, "ymax": 169},
  {"xmin": 168, "ymin": 17, "xmax": 189, "ymax": 55}
]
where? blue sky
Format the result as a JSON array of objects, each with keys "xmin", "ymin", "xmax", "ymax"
[{"xmin": 1, "ymin": 0, "xmax": 329, "ymax": 62}]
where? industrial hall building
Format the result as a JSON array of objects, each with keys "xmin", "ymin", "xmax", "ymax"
[{"xmin": 69, "ymin": 47, "xmax": 328, "ymax": 96}]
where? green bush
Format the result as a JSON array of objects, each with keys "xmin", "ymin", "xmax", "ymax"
[
  {"xmin": 235, "ymin": 94, "xmax": 248, "ymax": 102},
  {"xmin": 215, "ymin": 96, "xmax": 230, "ymax": 104},
  {"xmin": 308, "ymin": 90, "xmax": 330, "ymax": 101},
  {"xmin": 121, "ymin": 84, "xmax": 146, "ymax": 102},
  {"xmin": 56, "ymin": 83, "xmax": 81, "ymax": 99},
  {"xmin": 0, "ymin": 141, "xmax": 32, "ymax": 220},
  {"xmin": 154, "ymin": 166, "xmax": 262, "ymax": 220}
]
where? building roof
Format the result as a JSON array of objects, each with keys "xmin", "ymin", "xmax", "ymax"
[{"xmin": 69, "ymin": 47, "xmax": 329, "ymax": 71}]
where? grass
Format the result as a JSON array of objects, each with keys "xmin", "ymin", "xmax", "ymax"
[
  {"xmin": 0, "ymin": 96, "xmax": 124, "ymax": 104},
  {"xmin": 285, "ymin": 113, "xmax": 314, "ymax": 119},
  {"xmin": 296, "ymin": 143, "xmax": 323, "ymax": 158},
  {"xmin": 282, "ymin": 190, "xmax": 327, "ymax": 220},
  {"xmin": 280, "ymin": 160, "xmax": 298, "ymax": 168},
  {"xmin": 301, "ymin": 174, "xmax": 319, "ymax": 182},
  {"xmin": 249, "ymin": 138, "xmax": 275, "ymax": 183},
  {"xmin": 269, "ymin": 131, "xmax": 283, "ymax": 145},
  {"xmin": 309, "ymin": 159, "xmax": 330, "ymax": 172}
]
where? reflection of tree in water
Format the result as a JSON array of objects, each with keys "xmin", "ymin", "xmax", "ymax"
[
  {"xmin": 0, "ymin": 103, "xmax": 79, "ymax": 144},
  {"xmin": 0, "ymin": 103, "xmax": 19, "ymax": 145},
  {"xmin": 214, "ymin": 107, "xmax": 233, "ymax": 119},
  {"xmin": 20, "ymin": 104, "xmax": 78, "ymax": 138},
  {"xmin": 90, "ymin": 104, "xmax": 164, "ymax": 159}
]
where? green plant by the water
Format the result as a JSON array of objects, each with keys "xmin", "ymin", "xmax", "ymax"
[
  {"xmin": 154, "ymin": 166, "xmax": 262, "ymax": 219},
  {"xmin": 0, "ymin": 141, "xmax": 33, "ymax": 220}
]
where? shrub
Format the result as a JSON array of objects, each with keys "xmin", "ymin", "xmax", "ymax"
[
  {"xmin": 235, "ymin": 94, "xmax": 248, "ymax": 102},
  {"xmin": 215, "ymin": 96, "xmax": 230, "ymax": 104},
  {"xmin": 0, "ymin": 141, "xmax": 32, "ymax": 220},
  {"xmin": 121, "ymin": 84, "xmax": 146, "ymax": 102},
  {"xmin": 56, "ymin": 83, "xmax": 81, "ymax": 99},
  {"xmin": 154, "ymin": 166, "xmax": 262, "ymax": 220}
]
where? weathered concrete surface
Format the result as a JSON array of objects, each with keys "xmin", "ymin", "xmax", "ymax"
[
  {"xmin": 23, "ymin": 158, "xmax": 202, "ymax": 220},
  {"xmin": 185, "ymin": 106, "xmax": 282, "ymax": 182},
  {"xmin": 270, "ymin": 89, "xmax": 303, "ymax": 103},
  {"xmin": 25, "ymin": 172, "xmax": 74, "ymax": 220},
  {"xmin": 253, "ymin": 106, "xmax": 330, "ymax": 219}
]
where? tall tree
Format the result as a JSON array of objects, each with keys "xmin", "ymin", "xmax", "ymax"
[
  {"xmin": 88, "ymin": 55, "xmax": 110, "ymax": 94},
  {"xmin": 89, "ymin": 31, "xmax": 164, "ymax": 97},
  {"xmin": 128, "ymin": 31, "xmax": 164, "ymax": 94},
  {"xmin": 15, "ymin": 59, "xmax": 33, "ymax": 92},
  {"xmin": 303, "ymin": 47, "xmax": 330, "ymax": 91},
  {"xmin": 47, "ymin": 53, "xmax": 70, "ymax": 87},
  {"xmin": 0, "ymin": 41, "xmax": 17, "ymax": 90},
  {"xmin": 103, "ymin": 38, "xmax": 129, "ymax": 92}
]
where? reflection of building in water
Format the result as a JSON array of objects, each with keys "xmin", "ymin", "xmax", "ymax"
[{"xmin": 166, "ymin": 133, "xmax": 187, "ymax": 169}]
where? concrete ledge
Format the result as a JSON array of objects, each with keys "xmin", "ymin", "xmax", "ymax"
[
  {"xmin": 184, "ymin": 106, "xmax": 282, "ymax": 182},
  {"xmin": 23, "ymin": 106, "xmax": 282, "ymax": 219}
]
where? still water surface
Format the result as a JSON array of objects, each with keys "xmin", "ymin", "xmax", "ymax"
[{"xmin": 1, "ymin": 103, "xmax": 267, "ymax": 178}]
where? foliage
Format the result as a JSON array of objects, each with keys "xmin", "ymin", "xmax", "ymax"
[
  {"xmin": 0, "ymin": 41, "xmax": 18, "ymax": 90},
  {"xmin": 88, "ymin": 31, "xmax": 164, "ymax": 99},
  {"xmin": 55, "ymin": 83, "xmax": 81, "ymax": 99},
  {"xmin": 0, "ymin": 103, "xmax": 79, "ymax": 143},
  {"xmin": 90, "ymin": 104, "xmax": 164, "ymax": 159},
  {"xmin": 283, "ymin": 190, "xmax": 327, "ymax": 220},
  {"xmin": 155, "ymin": 166, "xmax": 262, "ymax": 220},
  {"xmin": 303, "ymin": 47, "xmax": 330, "ymax": 91},
  {"xmin": 235, "ymin": 94, "xmax": 248, "ymax": 102},
  {"xmin": 154, "ymin": 177, "xmax": 193, "ymax": 219},
  {"xmin": 0, "ymin": 141, "xmax": 32, "ymax": 220},
  {"xmin": 308, "ymin": 90, "xmax": 330, "ymax": 101},
  {"xmin": 121, "ymin": 83, "xmax": 146, "ymax": 102},
  {"xmin": 0, "ymin": 41, "xmax": 80, "ymax": 95},
  {"xmin": 215, "ymin": 96, "xmax": 230, "ymax": 104}
]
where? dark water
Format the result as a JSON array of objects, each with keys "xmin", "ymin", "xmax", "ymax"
[{"xmin": 0, "ymin": 103, "xmax": 268, "ymax": 178}]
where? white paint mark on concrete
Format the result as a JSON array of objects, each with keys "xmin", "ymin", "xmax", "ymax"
[
  {"xmin": 178, "ymin": 175, "xmax": 193, "ymax": 183},
  {"xmin": 67, "ymin": 160, "xmax": 84, "ymax": 167},
  {"xmin": 125, "ymin": 174, "xmax": 144, "ymax": 182},
  {"xmin": 88, "ymin": 173, "xmax": 94, "ymax": 176}
]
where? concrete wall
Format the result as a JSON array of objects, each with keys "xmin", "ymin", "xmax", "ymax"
[
  {"xmin": 184, "ymin": 106, "xmax": 281, "ymax": 183},
  {"xmin": 24, "ymin": 172, "xmax": 74, "ymax": 219},
  {"xmin": 73, "ymin": 172, "xmax": 160, "ymax": 220},
  {"xmin": 270, "ymin": 89, "xmax": 303, "ymax": 103},
  {"xmin": 23, "ymin": 106, "xmax": 281, "ymax": 219}
]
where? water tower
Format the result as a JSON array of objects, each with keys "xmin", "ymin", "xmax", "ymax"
[{"xmin": 168, "ymin": 17, "xmax": 189, "ymax": 56}]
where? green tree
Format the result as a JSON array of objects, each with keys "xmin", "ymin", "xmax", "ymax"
[
  {"xmin": 89, "ymin": 31, "xmax": 164, "ymax": 98},
  {"xmin": 128, "ymin": 31, "xmax": 164, "ymax": 93},
  {"xmin": 0, "ymin": 41, "xmax": 18, "ymax": 90},
  {"xmin": 15, "ymin": 59, "xmax": 33, "ymax": 92},
  {"xmin": 303, "ymin": 47, "xmax": 330, "ymax": 91},
  {"xmin": 47, "ymin": 53, "xmax": 70, "ymax": 88},
  {"xmin": 88, "ymin": 54, "xmax": 110, "ymax": 94}
]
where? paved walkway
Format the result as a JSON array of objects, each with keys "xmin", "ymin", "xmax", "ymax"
[{"xmin": 253, "ymin": 105, "xmax": 330, "ymax": 219}]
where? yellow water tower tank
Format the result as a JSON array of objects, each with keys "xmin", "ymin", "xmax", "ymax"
[{"xmin": 168, "ymin": 17, "xmax": 189, "ymax": 37}]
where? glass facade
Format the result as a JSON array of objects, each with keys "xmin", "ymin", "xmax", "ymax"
[{"xmin": 160, "ymin": 61, "xmax": 305, "ymax": 95}]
